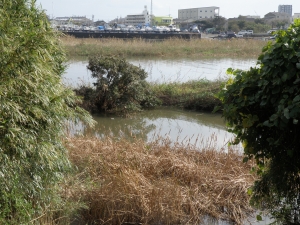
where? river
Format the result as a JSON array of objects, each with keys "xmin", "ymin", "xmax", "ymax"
[
  {"xmin": 64, "ymin": 58, "xmax": 258, "ymax": 150},
  {"xmin": 63, "ymin": 58, "xmax": 257, "ymax": 87}
]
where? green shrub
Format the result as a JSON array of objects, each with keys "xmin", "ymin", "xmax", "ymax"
[
  {"xmin": 215, "ymin": 19, "xmax": 300, "ymax": 223},
  {"xmin": 82, "ymin": 55, "xmax": 160, "ymax": 115},
  {"xmin": 0, "ymin": 0, "xmax": 93, "ymax": 224}
]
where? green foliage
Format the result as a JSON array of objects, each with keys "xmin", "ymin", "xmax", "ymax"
[
  {"xmin": 0, "ymin": 0, "xmax": 93, "ymax": 224},
  {"xmin": 215, "ymin": 19, "xmax": 300, "ymax": 223},
  {"xmin": 84, "ymin": 55, "xmax": 159, "ymax": 115},
  {"xmin": 228, "ymin": 19, "xmax": 271, "ymax": 33}
]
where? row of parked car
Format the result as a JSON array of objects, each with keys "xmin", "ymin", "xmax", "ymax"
[{"xmin": 58, "ymin": 24, "xmax": 182, "ymax": 33}]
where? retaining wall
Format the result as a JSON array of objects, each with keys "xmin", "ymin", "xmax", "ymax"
[{"xmin": 63, "ymin": 31, "xmax": 201, "ymax": 40}]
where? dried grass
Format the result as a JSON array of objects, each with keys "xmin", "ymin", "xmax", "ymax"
[{"xmin": 63, "ymin": 136, "xmax": 256, "ymax": 225}]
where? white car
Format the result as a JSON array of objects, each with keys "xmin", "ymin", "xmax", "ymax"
[
  {"xmin": 145, "ymin": 26, "xmax": 153, "ymax": 33},
  {"xmin": 168, "ymin": 25, "xmax": 180, "ymax": 33},
  {"xmin": 127, "ymin": 25, "xmax": 136, "ymax": 33},
  {"xmin": 236, "ymin": 34, "xmax": 243, "ymax": 38},
  {"xmin": 137, "ymin": 26, "xmax": 146, "ymax": 33},
  {"xmin": 238, "ymin": 30, "xmax": 253, "ymax": 35},
  {"xmin": 161, "ymin": 26, "xmax": 170, "ymax": 33},
  {"xmin": 267, "ymin": 29, "xmax": 277, "ymax": 34},
  {"xmin": 153, "ymin": 26, "xmax": 163, "ymax": 33}
]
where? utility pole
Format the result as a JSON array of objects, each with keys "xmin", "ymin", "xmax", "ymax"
[{"xmin": 151, "ymin": 0, "xmax": 153, "ymax": 26}]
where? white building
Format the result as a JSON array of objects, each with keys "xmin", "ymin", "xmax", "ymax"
[
  {"xmin": 244, "ymin": 15, "xmax": 260, "ymax": 19},
  {"xmin": 178, "ymin": 6, "xmax": 219, "ymax": 20},
  {"xmin": 125, "ymin": 6, "xmax": 151, "ymax": 26},
  {"xmin": 293, "ymin": 13, "xmax": 300, "ymax": 21}
]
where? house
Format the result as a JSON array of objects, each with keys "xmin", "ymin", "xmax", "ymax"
[
  {"xmin": 293, "ymin": 13, "xmax": 300, "ymax": 21},
  {"xmin": 264, "ymin": 12, "xmax": 292, "ymax": 23},
  {"xmin": 152, "ymin": 16, "xmax": 173, "ymax": 26}
]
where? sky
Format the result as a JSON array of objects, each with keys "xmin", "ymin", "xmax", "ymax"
[{"xmin": 35, "ymin": 0, "xmax": 300, "ymax": 22}]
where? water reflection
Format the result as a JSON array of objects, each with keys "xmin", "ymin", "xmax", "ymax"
[
  {"xmin": 71, "ymin": 107, "xmax": 240, "ymax": 151},
  {"xmin": 63, "ymin": 58, "xmax": 257, "ymax": 87}
]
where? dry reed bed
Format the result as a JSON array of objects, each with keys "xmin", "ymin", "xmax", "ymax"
[
  {"xmin": 64, "ymin": 136, "xmax": 256, "ymax": 225},
  {"xmin": 61, "ymin": 35, "xmax": 266, "ymax": 58}
]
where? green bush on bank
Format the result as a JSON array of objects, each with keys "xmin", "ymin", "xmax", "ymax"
[
  {"xmin": 215, "ymin": 19, "xmax": 300, "ymax": 224},
  {"xmin": 75, "ymin": 56, "xmax": 222, "ymax": 115},
  {"xmin": 75, "ymin": 55, "xmax": 160, "ymax": 115}
]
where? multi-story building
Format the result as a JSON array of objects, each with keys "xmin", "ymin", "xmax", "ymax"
[
  {"xmin": 125, "ymin": 6, "xmax": 151, "ymax": 26},
  {"xmin": 178, "ymin": 6, "xmax": 219, "ymax": 21},
  {"xmin": 278, "ymin": 5, "xmax": 292, "ymax": 16}
]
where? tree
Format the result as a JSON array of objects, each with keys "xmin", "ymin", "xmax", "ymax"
[
  {"xmin": 212, "ymin": 16, "xmax": 226, "ymax": 30},
  {"xmin": 84, "ymin": 55, "xmax": 159, "ymax": 115},
  {"xmin": 215, "ymin": 19, "xmax": 300, "ymax": 223},
  {"xmin": 0, "ymin": 0, "xmax": 93, "ymax": 224}
]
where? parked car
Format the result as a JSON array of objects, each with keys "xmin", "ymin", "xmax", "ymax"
[
  {"xmin": 97, "ymin": 26, "xmax": 105, "ymax": 32},
  {"xmin": 168, "ymin": 25, "xmax": 180, "ymax": 33},
  {"xmin": 145, "ymin": 26, "xmax": 153, "ymax": 33},
  {"xmin": 236, "ymin": 34, "xmax": 243, "ymax": 38},
  {"xmin": 118, "ymin": 24, "xmax": 128, "ymax": 33},
  {"xmin": 153, "ymin": 26, "xmax": 163, "ymax": 33},
  {"xmin": 89, "ymin": 26, "xmax": 98, "ymax": 32},
  {"xmin": 137, "ymin": 26, "xmax": 146, "ymax": 33},
  {"xmin": 161, "ymin": 26, "xmax": 170, "ymax": 33},
  {"xmin": 269, "ymin": 34, "xmax": 277, "ymax": 40},
  {"xmin": 112, "ymin": 27, "xmax": 121, "ymax": 32},
  {"xmin": 238, "ymin": 30, "xmax": 253, "ymax": 35},
  {"xmin": 267, "ymin": 29, "xmax": 277, "ymax": 34},
  {"xmin": 104, "ymin": 24, "xmax": 112, "ymax": 32},
  {"xmin": 227, "ymin": 31, "xmax": 236, "ymax": 38},
  {"xmin": 127, "ymin": 25, "xmax": 136, "ymax": 33},
  {"xmin": 218, "ymin": 32, "xmax": 227, "ymax": 38}
]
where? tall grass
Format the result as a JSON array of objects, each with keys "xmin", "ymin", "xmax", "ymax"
[
  {"xmin": 150, "ymin": 79, "xmax": 223, "ymax": 111},
  {"xmin": 61, "ymin": 36, "xmax": 266, "ymax": 59},
  {"xmin": 62, "ymin": 135, "xmax": 257, "ymax": 225}
]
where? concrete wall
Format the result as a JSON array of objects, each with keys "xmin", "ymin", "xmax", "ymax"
[{"xmin": 63, "ymin": 31, "xmax": 201, "ymax": 40}]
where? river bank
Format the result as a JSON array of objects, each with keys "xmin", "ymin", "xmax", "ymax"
[{"xmin": 61, "ymin": 35, "xmax": 266, "ymax": 59}]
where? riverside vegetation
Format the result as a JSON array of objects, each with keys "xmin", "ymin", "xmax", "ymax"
[
  {"xmin": 1, "ymin": 1, "xmax": 280, "ymax": 224},
  {"xmin": 61, "ymin": 35, "xmax": 267, "ymax": 59}
]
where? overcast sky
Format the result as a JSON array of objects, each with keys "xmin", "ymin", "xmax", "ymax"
[{"xmin": 35, "ymin": 0, "xmax": 300, "ymax": 22}]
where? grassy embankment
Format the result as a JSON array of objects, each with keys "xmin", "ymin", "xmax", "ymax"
[
  {"xmin": 50, "ymin": 36, "xmax": 265, "ymax": 225},
  {"xmin": 61, "ymin": 35, "xmax": 266, "ymax": 59}
]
